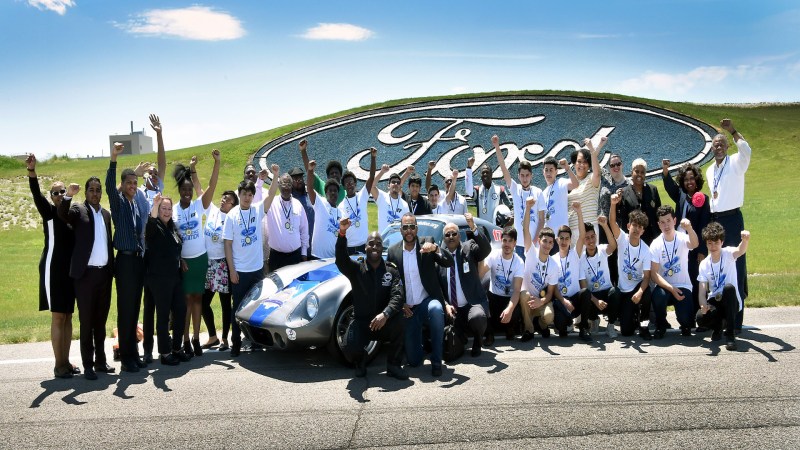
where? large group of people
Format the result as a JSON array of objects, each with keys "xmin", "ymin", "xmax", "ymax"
[{"xmin": 30, "ymin": 116, "xmax": 752, "ymax": 381}]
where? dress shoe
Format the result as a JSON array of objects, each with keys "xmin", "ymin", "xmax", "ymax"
[
  {"xmin": 725, "ymin": 337, "xmax": 738, "ymax": 351},
  {"xmin": 431, "ymin": 365, "xmax": 443, "ymax": 377},
  {"xmin": 84, "ymin": 369, "xmax": 98, "ymax": 381},
  {"xmin": 135, "ymin": 357, "xmax": 147, "ymax": 368},
  {"xmin": 471, "ymin": 340, "xmax": 482, "ymax": 357},
  {"xmin": 230, "ymin": 344, "xmax": 241, "ymax": 357},
  {"xmin": 734, "ymin": 328, "xmax": 742, "ymax": 335},
  {"xmin": 192, "ymin": 338, "xmax": 203, "ymax": 356},
  {"xmin": 654, "ymin": 328, "xmax": 666, "ymax": 340},
  {"xmin": 143, "ymin": 353, "xmax": 154, "ymax": 364},
  {"xmin": 53, "ymin": 366, "xmax": 73, "ymax": 379},
  {"xmin": 94, "ymin": 363, "xmax": 116, "ymax": 374},
  {"xmin": 639, "ymin": 327, "xmax": 653, "ymax": 341},
  {"xmin": 354, "ymin": 363, "xmax": 367, "ymax": 378},
  {"xmin": 120, "ymin": 361, "xmax": 140, "ymax": 373},
  {"xmin": 70, "ymin": 364, "xmax": 81, "ymax": 375},
  {"xmin": 175, "ymin": 351, "xmax": 191, "ymax": 362},
  {"xmin": 578, "ymin": 330, "xmax": 592, "ymax": 342},
  {"xmin": 539, "ymin": 326, "xmax": 551, "ymax": 338},
  {"xmin": 183, "ymin": 341, "xmax": 194, "ymax": 359},
  {"xmin": 386, "ymin": 365, "xmax": 409, "ymax": 380},
  {"xmin": 519, "ymin": 331, "xmax": 534, "ymax": 342},
  {"xmin": 680, "ymin": 327, "xmax": 692, "ymax": 337},
  {"xmin": 160, "ymin": 354, "xmax": 180, "ymax": 366},
  {"xmin": 558, "ymin": 329, "xmax": 568, "ymax": 338},
  {"xmin": 201, "ymin": 337, "xmax": 220, "ymax": 349},
  {"xmin": 218, "ymin": 340, "xmax": 230, "ymax": 351},
  {"xmin": 695, "ymin": 326, "xmax": 709, "ymax": 333},
  {"xmin": 711, "ymin": 329, "xmax": 722, "ymax": 341}
]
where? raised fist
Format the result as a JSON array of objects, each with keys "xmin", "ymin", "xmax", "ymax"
[
  {"xmin": 211, "ymin": 149, "xmax": 220, "ymax": 162},
  {"xmin": 741, "ymin": 230, "xmax": 750, "ymax": 241},
  {"xmin": 428, "ymin": 161, "xmax": 436, "ymax": 170},
  {"xmin": 491, "ymin": 135, "xmax": 499, "ymax": 148},
  {"xmin": 270, "ymin": 164, "xmax": 280, "ymax": 176},
  {"xmin": 467, "ymin": 157, "xmax": 475, "ymax": 168},
  {"xmin": 299, "ymin": 139, "xmax": 308, "ymax": 152},
  {"xmin": 558, "ymin": 158, "xmax": 569, "ymax": 169},
  {"xmin": 113, "ymin": 142, "xmax": 125, "ymax": 156},
  {"xmin": 339, "ymin": 217, "xmax": 351, "ymax": 232},
  {"xmin": 680, "ymin": 218, "xmax": 692, "ymax": 230},
  {"xmin": 308, "ymin": 160, "xmax": 317, "ymax": 172},
  {"xmin": 67, "ymin": 183, "xmax": 80, "ymax": 197},
  {"xmin": 610, "ymin": 193, "xmax": 621, "ymax": 205},
  {"xmin": 597, "ymin": 215, "xmax": 608, "ymax": 226}
]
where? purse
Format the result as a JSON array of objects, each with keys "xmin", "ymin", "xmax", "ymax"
[{"xmin": 442, "ymin": 323, "xmax": 467, "ymax": 362}]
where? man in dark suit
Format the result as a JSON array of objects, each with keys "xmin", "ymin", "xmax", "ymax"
[
  {"xmin": 58, "ymin": 177, "xmax": 115, "ymax": 380},
  {"xmin": 438, "ymin": 213, "xmax": 492, "ymax": 357},
  {"xmin": 387, "ymin": 213, "xmax": 453, "ymax": 377}
]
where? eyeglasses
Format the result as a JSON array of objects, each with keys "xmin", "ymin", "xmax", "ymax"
[
  {"xmin": 609, "ymin": 162, "xmax": 622, "ymax": 168},
  {"xmin": 444, "ymin": 231, "xmax": 459, "ymax": 238},
  {"xmin": 51, "ymin": 189, "xmax": 66, "ymax": 196},
  {"xmin": 401, "ymin": 224, "xmax": 417, "ymax": 231}
]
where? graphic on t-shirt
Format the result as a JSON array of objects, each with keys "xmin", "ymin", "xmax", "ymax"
[
  {"xmin": 179, "ymin": 219, "xmax": 200, "ymax": 241},
  {"xmin": 495, "ymin": 273, "xmax": 512, "ymax": 294},
  {"xmin": 710, "ymin": 271, "xmax": 727, "ymax": 298},
  {"xmin": 326, "ymin": 215, "xmax": 339, "ymax": 235},
  {"xmin": 621, "ymin": 247, "xmax": 642, "ymax": 282},
  {"xmin": 587, "ymin": 266, "xmax": 604, "ymax": 289},
  {"xmin": 530, "ymin": 265, "xmax": 546, "ymax": 291},
  {"xmin": 662, "ymin": 254, "xmax": 681, "ymax": 277},
  {"xmin": 557, "ymin": 260, "xmax": 572, "ymax": 293},
  {"xmin": 240, "ymin": 223, "xmax": 258, "ymax": 246},
  {"xmin": 205, "ymin": 221, "xmax": 224, "ymax": 242}
]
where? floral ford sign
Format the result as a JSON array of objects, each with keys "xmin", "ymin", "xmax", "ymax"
[{"xmin": 254, "ymin": 95, "xmax": 717, "ymax": 190}]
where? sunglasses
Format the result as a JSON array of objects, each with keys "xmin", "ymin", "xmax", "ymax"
[
  {"xmin": 444, "ymin": 231, "xmax": 459, "ymax": 238},
  {"xmin": 401, "ymin": 224, "xmax": 417, "ymax": 231},
  {"xmin": 609, "ymin": 162, "xmax": 622, "ymax": 168},
  {"xmin": 51, "ymin": 189, "xmax": 66, "ymax": 196}
]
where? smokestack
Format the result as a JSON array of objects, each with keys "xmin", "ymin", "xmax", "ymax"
[{"xmin": 130, "ymin": 121, "xmax": 134, "ymax": 134}]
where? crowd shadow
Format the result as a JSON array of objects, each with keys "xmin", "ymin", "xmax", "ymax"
[{"xmin": 30, "ymin": 373, "xmax": 117, "ymax": 408}]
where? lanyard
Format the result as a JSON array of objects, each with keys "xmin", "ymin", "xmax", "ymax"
[
  {"xmin": 538, "ymin": 257, "xmax": 549, "ymax": 289},
  {"xmin": 627, "ymin": 241, "xmax": 641, "ymax": 274},
  {"xmin": 663, "ymin": 235, "xmax": 677, "ymax": 267},
  {"xmin": 280, "ymin": 198, "xmax": 292, "ymax": 222},
  {"xmin": 586, "ymin": 252, "xmax": 601, "ymax": 281},
  {"xmin": 239, "ymin": 206, "xmax": 253, "ymax": 230},
  {"xmin": 713, "ymin": 156, "xmax": 728, "ymax": 195},
  {"xmin": 500, "ymin": 255, "xmax": 515, "ymax": 285},
  {"xmin": 389, "ymin": 194, "xmax": 400, "ymax": 214},
  {"xmin": 710, "ymin": 254, "xmax": 723, "ymax": 291}
]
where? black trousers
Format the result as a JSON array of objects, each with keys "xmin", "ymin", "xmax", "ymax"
[
  {"xmin": 347, "ymin": 313, "xmax": 405, "ymax": 367},
  {"xmin": 202, "ymin": 289, "xmax": 232, "ymax": 340},
  {"xmin": 142, "ymin": 284, "xmax": 155, "ymax": 355},
  {"xmin": 114, "ymin": 253, "xmax": 145, "ymax": 363},
  {"xmin": 714, "ymin": 210, "xmax": 747, "ymax": 329},
  {"xmin": 486, "ymin": 291, "xmax": 521, "ymax": 336},
  {"xmin": 617, "ymin": 284, "xmax": 652, "ymax": 336},
  {"xmin": 553, "ymin": 288, "xmax": 591, "ymax": 332},
  {"xmin": 146, "ymin": 273, "xmax": 186, "ymax": 355},
  {"xmin": 453, "ymin": 302, "xmax": 488, "ymax": 340},
  {"xmin": 230, "ymin": 269, "xmax": 263, "ymax": 347},
  {"xmin": 696, "ymin": 285, "xmax": 739, "ymax": 338},
  {"xmin": 74, "ymin": 266, "xmax": 112, "ymax": 370},
  {"xmin": 587, "ymin": 288, "xmax": 620, "ymax": 323},
  {"xmin": 268, "ymin": 247, "xmax": 302, "ymax": 272}
]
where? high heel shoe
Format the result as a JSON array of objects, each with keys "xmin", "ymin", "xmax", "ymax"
[
  {"xmin": 183, "ymin": 341, "xmax": 194, "ymax": 359},
  {"xmin": 192, "ymin": 338, "xmax": 203, "ymax": 356}
]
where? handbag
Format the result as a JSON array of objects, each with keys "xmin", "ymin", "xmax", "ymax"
[{"xmin": 442, "ymin": 323, "xmax": 467, "ymax": 362}]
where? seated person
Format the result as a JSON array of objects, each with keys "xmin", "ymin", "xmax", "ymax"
[{"xmin": 578, "ymin": 215, "xmax": 620, "ymax": 338}]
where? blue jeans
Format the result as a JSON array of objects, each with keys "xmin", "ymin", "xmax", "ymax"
[
  {"xmin": 405, "ymin": 296, "xmax": 444, "ymax": 368},
  {"xmin": 230, "ymin": 269, "xmax": 263, "ymax": 348},
  {"xmin": 652, "ymin": 286, "xmax": 695, "ymax": 330}
]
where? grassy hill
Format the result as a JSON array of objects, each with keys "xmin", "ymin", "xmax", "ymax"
[{"xmin": 1, "ymin": 90, "xmax": 798, "ymax": 344}]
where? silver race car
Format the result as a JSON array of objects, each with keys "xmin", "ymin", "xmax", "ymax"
[{"xmin": 235, "ymin": 214, "xmax": 503, "ymax": 364}]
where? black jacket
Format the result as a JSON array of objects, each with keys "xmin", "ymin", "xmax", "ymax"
[
  {"xmin": 616, "ymin": 183, "xmax": 661, "ymax": 245},
  {"xmin": 144, "ymin": 217, "xmax": 183, "ymax": 277},
  {"xmin": 335, "ymin": 234, "xmax": 403, "ymax": 320},
  {"xmin": 662, "ymin": 173, "xmax": 710, "ymax": 256},
  {"xmin": 58, "ymin": 198, "xmax": 113, "ymax": 280},
  {"xmin": 387, "ymin": 236, "xmax": 454, "ymax": 307},
  {"xmin": 438, "ymin": 228, "xmax": 492, "ymax": 307}
]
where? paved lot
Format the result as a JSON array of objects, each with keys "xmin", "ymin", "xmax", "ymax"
[{"xmin": 1, "ymin": 308, "xmax": 798, "ymax": 449}]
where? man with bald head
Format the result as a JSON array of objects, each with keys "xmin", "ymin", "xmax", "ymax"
[
  {"xmin": 335, "ymin": 219, "xmax": 407, "ymax": 380},
  {"xmin": 438, "ymin": 213, "xmax": 492, "ymax": 357},
  {"xmin": 266, "ymin": 173, "xmax": 309, "ymax": 271},
  {"xmin": 705, "ymin": 119, "xmax": 751, "ymax": 333}
]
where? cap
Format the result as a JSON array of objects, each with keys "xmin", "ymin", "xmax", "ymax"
[{"xmin": 288, "ymin": 167, "xmax": 304, "ymax": 176}]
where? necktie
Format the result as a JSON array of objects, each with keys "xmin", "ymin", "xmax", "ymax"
[{"xmin": 449, "ymin": 263, "xmax": 458, "ymax": 308}]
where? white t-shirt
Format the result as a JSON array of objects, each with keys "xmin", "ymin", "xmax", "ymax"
[
  {"xmin": 510, "ymin": 180, "xmax": 544, "ymax": 247},
  {"xmin": 375, "ymin": 189, "xmax": 409, "ymax": 230},
  {"xmin": 485, "ymin": 249, "xmax": 524, "ymax": 297},
  {"xmin": 616, "ymin": 230, "xmax": 652, "ymax": 293},
  {"xmin": 203, "ymin": 203, "xmax": 227, "ymax": 260},
  {"xmin": 554, "ymin": 248, "xmax": 581, "ymax": 297},
  {"xmin": 174, "ymin": 198, "xmax": 208, "ymax": 259},
  {"xmin": 523, "ymin": 245, "xmax": 559, "ymax": 296},
  {"xmin": 543, "ymin": 178, "xmax": 570, "ymax": 231},
  {"xmin": 338, "ymin": 186, "xmax": 370, "ymax": 246},
  {"xmin": 222, "ymin": 202, "xmax": 265, "ymax": 273},
  {"xmin": 650, "ymin": 232, "xmax": 692, "ymax": 290},
  {"xmin": 443, "ymin": 193, "xmax": 467, "ymax": 215},
  {"xmin": 311, "ymin": 196, "xmax": 340, "ymax": 259},
  {"xmin": 697, "ymin": 247, "xmax": 742, "ymax": 310},
  {"xmin": 580, "ymin": 244, "xmax": 613, "ymax": 292},
  {"xmin": 138, "ymin": 178, "xmax": 164, "ymax": 209},
  {"xmin": 465, "ymin": 169, "xmax": 503, "ymax": 223}
]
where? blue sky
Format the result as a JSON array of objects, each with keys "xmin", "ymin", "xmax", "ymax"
[{"xmin": 2, "ymin": 0, "xmax": 799, "ymax": 157}]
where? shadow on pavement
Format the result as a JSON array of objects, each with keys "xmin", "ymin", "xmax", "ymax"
[{"xmin": 31, "ymin": 373, "xmax": 117, "ymax": 408}]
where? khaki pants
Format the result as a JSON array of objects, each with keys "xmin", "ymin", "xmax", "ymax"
[{"xmin": 519, "ymin": 291, "xmax": 555, "ymax": 332}]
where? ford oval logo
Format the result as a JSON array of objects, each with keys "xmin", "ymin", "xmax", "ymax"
[{"xmin": 254, "ymin": 95, "xmax": 717, "ymax": 190}]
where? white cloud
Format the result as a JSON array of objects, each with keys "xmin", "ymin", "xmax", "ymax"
[
  {"xmin": 618, "ymin": 66, "xmax": 730, "ymax": 95},
  {"xmin": 118, "ymin": 6, "xmax": 245, "ymax": 41},
  {"xmin": 300, "ymin": 23, "xmax": 374, "ymax": 41},
  {"xmin": 27, "ymin": 0, "xmax": 74, "ymax": 15}
]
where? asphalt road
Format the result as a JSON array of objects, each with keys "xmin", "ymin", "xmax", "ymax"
[{"xmin": 1, "ymin": 307, "xmax": 798, "ymax": 449}]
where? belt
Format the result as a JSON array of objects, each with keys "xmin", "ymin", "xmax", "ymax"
[
  {"xmin": 712, "ymin": 208, "xmax": 741, "ymax": 219},
  {"xmin": 87, "ymin": 265, "xmax": 107, "ymax": 269},
  {"xmin": 118, "ymin": 250, "xmax": 143, "ymax": 257}
]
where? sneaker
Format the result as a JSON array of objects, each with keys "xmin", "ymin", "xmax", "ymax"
[
  {"xmin": 711, "ymin": 329, "xmax": 722, "ymax": 341},
  {"xmin": 725, "ymin": 337, "xmax": 738, "ymax": 351},
  {"xmin": 519, "ymin": 331, "xmax": 534, "ymax": 342},
  {"xmin": 386, "ymin": 365, "xmax": 409, "ymax": 380},
  {"xmin": 606, "ymin": 323, "xmax": 618, "ymax": 338},
  {"xmin": 639, "ymin": 327, "xmax": 653, "ymax": 341}
]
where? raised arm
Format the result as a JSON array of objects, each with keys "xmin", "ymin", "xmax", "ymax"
[
  {"xmin": 262, "ymin": 164, "xmax": 281, "ymax": 210},
  {"xmin": 733, "ymin": 230, "xmax": 750, "ymax": 259},
  {"xmin": 522, "ymin": 196, "xmax": 535, "ymax": 252},
  {"xmin": 149, "ymin": 114, "xmax": 167, "ymax": 182},
  {"xmin": 334, "ymin": 217, "xmax": 357, "ymax": 277},
  {"xmin": 26, "ymin": 154, "xmax": 53, "ymax": 219},
  {"xmin": 493, "ymin": 135, "xmax": 513, "ymax": 188},
  {"xmin": 560, "ymin": 158, "xmax": 580, "ymax": 191},
  {"xmin": 681, "ymin": 218, "xmax": 699, "ymax": 250},
  {"xmin": 189, "ymin": 156, "xmax": 203, "ymax": 197},
  {"xmin": 464, "ymin": 157, "xmax": 475, "ymax": 197},
  {"xmin": 371, "ymin": 164, "xmax": 390, "ymax": 199},
  {"xmin": 106, "ymin": 143, "xmax": 124, "ymax": 208},
  {"xmin": 466, "ymin": 212, "xmax": 491, "ymax": 260},
  {"xmin": 661, "ymin": 159, "xmax": 680, "ymax": 203},
  {"xmin": 446, "ymin": 169, "xmax": 458, "ymax": 204},
  {"xmin": 573, "ymin": 202, "xmax": 585, "ymax": 256},
  {"xmin": 609, "ymin": 190, "xmax": 622, "ymax": 239},
  {"xmin": 306, "ymin": 159, "xmax": 318, "ymax": 205},
  {"xmin": 400, "ymin": 165, "xmax": 414, "ymax": 188},
  {"xmin": 365, "ymin": 147, "xmax": 377, "ymax": 195},
  {"xmin": 598, "ymin": 215, "xmax": 616, "ymax": 254},
  {"xmin": 58, "ymin": 183, "xmax": 81, "ymax": 225},
  {"xmin": 584, "ymin": 137, "xmax": 604, "ymax": 188},
  {"xmin": 200, "ymin": 149, "xmax": 221, "ymax": 209},
  {"xmin": 425, "ymin": 161, "xmax": 435, "ymax": 193}
]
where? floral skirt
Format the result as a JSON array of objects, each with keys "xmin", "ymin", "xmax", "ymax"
[{"xmin": 205, "ymin": 257, "xmax": 230, "ymax": 294}]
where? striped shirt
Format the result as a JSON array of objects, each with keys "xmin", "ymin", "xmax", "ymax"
[
  {"xmin": 106, "ymin": 161, "xmax": 144, "ymax": 252},
  {"xmin": 568, "ymin": 175, "xmax": 600, "ymax": 231}
]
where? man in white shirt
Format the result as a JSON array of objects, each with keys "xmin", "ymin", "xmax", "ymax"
[
  {"xmin": 306, "ymin": 160, "xmax": 341, "ymax": 259},
  {"xmin": 442, "ymin": 169, "xmax": 467, "ymax": 215},
  {"xmin": 266, "ymin": 173, "xmax": 310, "ymax": 271},
  {"xmin": 464, "ymin": 157, "xmax": 510, "ymax": 224},
  {"xmin": 706, "ymin": 119, "xmax": 751, "ymax": 333},
  {"xmin": 650, "ymin": 205, "xmax": 699, "ymax": 339},
  {"xmin": 338, "ymin": 148, "xmax": 377, "ymax": 254},
  {"xmin": 371, "ymin": 164, "xmax": 409, "ymax": 230}
]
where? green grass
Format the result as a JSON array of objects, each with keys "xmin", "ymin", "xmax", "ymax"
[{"xmin": 1, "ymin": 90, "xmax": 798, "ymax": 344}]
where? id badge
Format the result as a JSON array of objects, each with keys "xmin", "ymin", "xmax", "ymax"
[{"xmin": 463, "ymin": 261, "xmax": 470, "ymax": 273}]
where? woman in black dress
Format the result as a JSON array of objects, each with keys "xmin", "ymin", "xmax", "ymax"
[
  {"xmin": 145, "ymin": 194, "xmax": 189, "ymax": 365},
  {"xmin": 615, "ymin": 158, "xmax": 661, "ymax": 246},
  {"xmin": 27, "ymin": 154, "xmax": 77, "ymax": 379}
]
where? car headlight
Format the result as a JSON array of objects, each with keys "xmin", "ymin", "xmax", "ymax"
[
  {"xmin": 305, "ymin": 293, "xmax": 319, "ymax": 319},
  {"xmin": 237, "ymin": 280, "xmax": 263, "ymax": 312}
]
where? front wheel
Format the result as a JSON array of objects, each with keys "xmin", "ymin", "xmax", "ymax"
[{"xmin": 328, "ymin": 299, "xmax": 381, "ymax": 367}]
